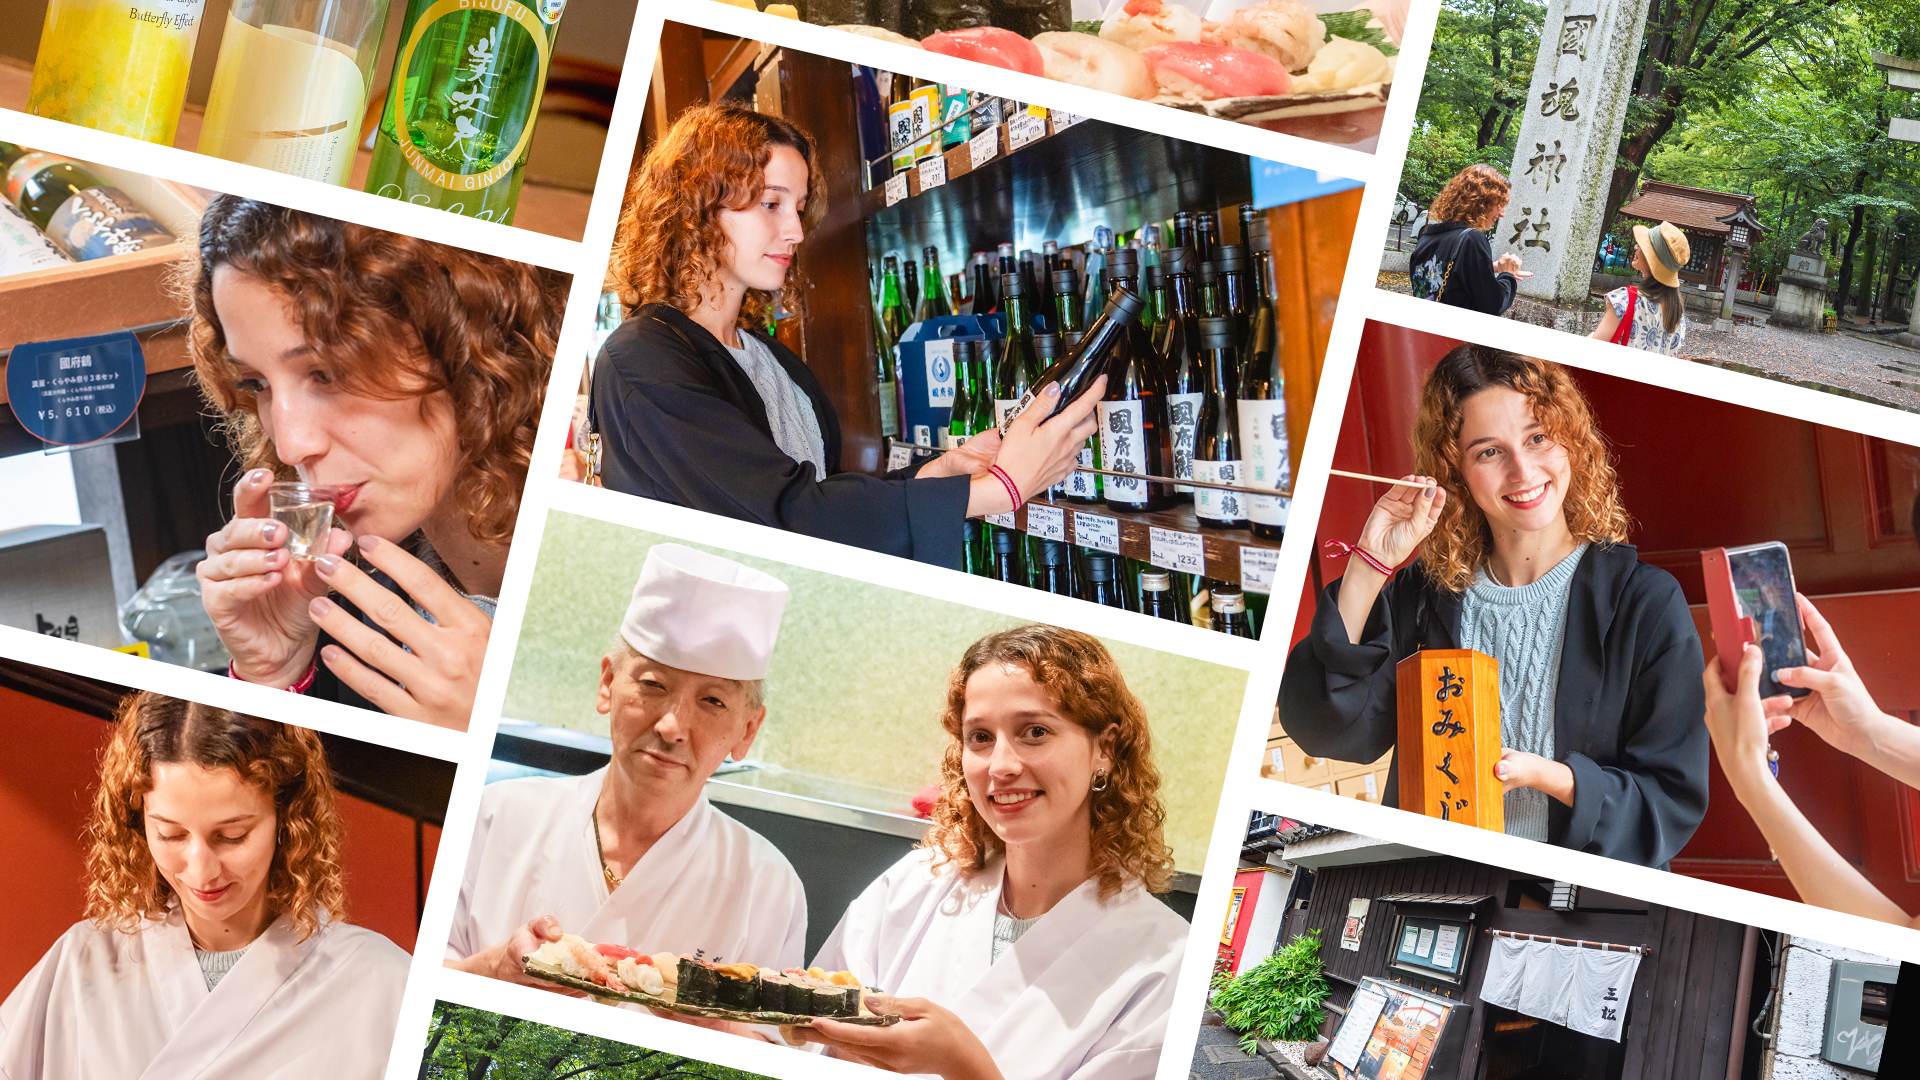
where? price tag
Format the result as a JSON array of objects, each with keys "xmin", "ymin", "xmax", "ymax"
[
  {"xmin": 886, "ymin": 442, "xmax": 914, "ymax": 471},
  {"xmin": 1240, "ymin": 545, "xmax": 1280, "ymax": 594},
  {"xmin": 884, "ymin": 172, "xmax": 909, "ymax": 206},
  {"xmin": 1007, "ymin": 112, "xmax": 1045, "ymax": 149},
  {"xmin": 1026, "ymin": 502, "xmax": 1066, "ymax": 541},
  {"xmin": 1073, "ymin": 512, "xmax": 1120, "ymax": 554},
  {"xmin": 985, "ymin": 511, "xmax": 1017, "ymax": 529},
  {"xmin": 918, "ymin": 154, "xmax": 947, "ymax": 191},
  {"xmin": 969, "ymin": 128, "xmax": 999, "ymax": 169},
  {"xmin": 1149, "ymin": 527, "xmax": 1206, "ymax": 574},
  {"xmin": 1052, "ymin": 111, "xmax": 1082, "ymax": 131}
]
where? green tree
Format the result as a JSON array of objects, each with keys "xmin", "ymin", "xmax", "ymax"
[
  {"xmin": 418, "ymin": 1002, "xmax": 773, "ymax": 1079},
  {"xmin": 1402, "ymin": 0, "xmax": 1546, "ymax": 204}
]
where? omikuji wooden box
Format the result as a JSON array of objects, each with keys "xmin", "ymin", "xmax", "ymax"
[{"xmin": 1396, "ymin": 649, "xmax": 1503, "ymax": 832}]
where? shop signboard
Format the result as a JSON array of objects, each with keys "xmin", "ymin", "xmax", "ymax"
[{"xmin": 1329, "ymin": 976, "xmax": 1462, "ymax": 1080}]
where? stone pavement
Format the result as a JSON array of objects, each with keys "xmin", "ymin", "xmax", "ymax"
[
  {"xmin": 1189, "ymin": 1013, "xmax": 1337, "ymax": 1080},
  {"xmin": 1375, "ymin": 271, "xmax": 1920, "ymax": 413}
]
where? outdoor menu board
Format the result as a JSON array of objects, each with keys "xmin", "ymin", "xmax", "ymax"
[
  {"xmin": 1329, "ymin": 977, "xmax": 1461, "ymax": 1080},
  {"xmin": 1391, "ymin": 914, "xmax": 1472, "ymax": 982}
]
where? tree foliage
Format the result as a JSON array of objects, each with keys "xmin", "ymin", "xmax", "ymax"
[
  {"xmin": 417, "ymin": 1002, "xmax": 770, "ymax": 1080},
  {"xmin": 1210, "ymin": 930, "xmax": 1331, "ymax": 1054},
  {"xmin": 1406, "ymin": 0, "xmax": 1920, "ymax": 313}
]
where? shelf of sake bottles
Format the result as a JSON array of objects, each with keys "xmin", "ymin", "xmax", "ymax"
[
  {"xmin": 862, "ymin": 106, "xmax": 1254, "ymax": 255},
  {"xmin": 1005, "ymin": 495, "xmax": 1283, "ymax": 592}
]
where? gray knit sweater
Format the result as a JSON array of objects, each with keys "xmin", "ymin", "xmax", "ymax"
[{"xmin": 1458, "ymin": 544, "xmax": 1588, "ymax": 842}]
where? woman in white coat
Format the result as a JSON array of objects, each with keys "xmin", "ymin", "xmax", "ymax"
[
  {"xmin": 0, "ymin": 693, "xmax": 410, "ymax": 1079},
  {"xmin": 794, "ymin": 625, "xmax": 1190, "ymax": 1079}
]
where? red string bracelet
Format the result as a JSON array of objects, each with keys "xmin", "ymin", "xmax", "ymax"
[
  {"xmin": 229, "ymin": 659, "xmax": 319, "ymax": 695},
  {"xmin": 1323, "ymin": 539, "xmax": 1396, "ymax": 578},
  {"xmin": 987, "ymin": 464, "xmax": 1023, "ymax": 511}
]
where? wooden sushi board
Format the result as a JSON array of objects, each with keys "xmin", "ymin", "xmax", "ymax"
[
  {"xmin": 1160, "ymin": 82, "xmax": 1391, "ymax": 122},
  {"xmin": 522, "ymin": 959, "xmax": 900, "ymax": 1027}
]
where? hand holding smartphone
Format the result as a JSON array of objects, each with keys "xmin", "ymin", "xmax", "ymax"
[{"xmin": 1702, "ymin": 541, "xmax": 1810, "ymax": 699}]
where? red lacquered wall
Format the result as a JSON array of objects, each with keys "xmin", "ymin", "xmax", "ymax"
[
  {"xmin": 1227, "ymin": 867, "xmax": 1271, "ymax": 973},
  {"xmin": 0, "ymin": 685, "xmax": 440, "ymax": 991},
  {"xmin": 1283, "ymin": 319, "xmax": 1920, "ymax": 910}
]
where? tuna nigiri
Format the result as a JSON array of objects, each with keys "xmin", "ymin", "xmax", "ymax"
[
  {"xmin": 1141, "ymin": 42, "xmax": 1291, "ymax": 101},
  {"xmin": 921, "ymin": 28, "xmax": 1046, "ymax": 78}
]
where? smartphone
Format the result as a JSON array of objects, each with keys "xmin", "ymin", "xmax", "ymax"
[{"xmin": 1701, "ymin": 542, "xmax": 1809, "ymax": 698}]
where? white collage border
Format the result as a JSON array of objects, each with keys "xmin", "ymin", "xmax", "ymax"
[{"xmin": 0, "ymin": 2, "xmax": 1913, "ymax": 1079}]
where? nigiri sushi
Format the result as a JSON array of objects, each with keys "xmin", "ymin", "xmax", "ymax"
[
  {"xmin": 921, "ymin": 28, "xmax": 1046, "ymax": 77},
  {"xmin": 1141, "ymin": 42, "xmax": 1291, "ymax": 100}
]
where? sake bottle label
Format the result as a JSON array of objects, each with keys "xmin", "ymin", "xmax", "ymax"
[
  {"xmin": 1238, "ymin": 399, "xmax": 1291, "ymax": 527},
  {"xmin": 1167, "ymin": 391, "xmax": 1202, "ymax": 491},
  {"xmin": 1097, "ymin": 400, "xmax": 1148, "ymax": 504},
  {"xmin": 1193, "ymin": 459, "xmax": 1246, "ymax": 523}
]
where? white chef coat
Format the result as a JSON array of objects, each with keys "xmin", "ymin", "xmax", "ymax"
[
  {"xmin": 814, "ymin": 848, "xmax": 1189, "ymax": 1080},
  {"xmin": 0, "ymin": 908, "xmax": 408, "ymax": 1080},
  {"xmin": 447, "ymin": 768, "xmax": 807, "ymax": 970}
]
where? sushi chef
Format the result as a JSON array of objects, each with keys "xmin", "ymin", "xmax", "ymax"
[
  {"xmin": 446, "ymin": 543, "xmax": 809, "ymax": 984},
  {"xmin": 790, "ymin": 625, "xmax": 1189, "ymax": 1079},
  {"xmin": 0, "ymin": 693, "xmax": 411, "ymax": 1078}
]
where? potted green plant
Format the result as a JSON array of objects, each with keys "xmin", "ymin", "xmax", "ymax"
[{"xmin": 1209, "ymin": 930, "xmax": 1332, "ymax": 1056}]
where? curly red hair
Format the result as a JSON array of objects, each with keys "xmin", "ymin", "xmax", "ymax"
[
  {"xmin": 84, "ymin": 692, "xmax": 345, "ymax": 942},
  {"xmin": 185, "ymin": 196, "xmax": 565, "ymax": 546},
  {"xmin": 1428, "ymin": 165, "xmax": 1511, "ymax": 230},
  {"xmin": 1412, "ymin": 346, "xmax": 1630, "ymax": 592},
  {"xmin": 609, "ymin": 103, "xmax": 821, "ymax": 330},
  {"xmin": 924, "ymin": 625, "xmax": 1174, "ymax": 899}
]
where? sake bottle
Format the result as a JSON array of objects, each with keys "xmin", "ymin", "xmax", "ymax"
[
  {"xmin": 1158, "ymin": 248, "xmax": 1203, "ymax": 499},
  {"xmin": 27, "ymin": 0, "xmax": 208, "ymax": 145},
  {"xmin": 365, "ymin": 0, "xmax": 567, "ymax": 223},
  {"xmin": 1193, "ymin": 317, "xmax": 1248, "ymax": 530},
  {"xmin": 200, "ymin": 0, "xmax": 392, "ymax": 184},
  {"xmin": 876, "ymin": 255, "xmax": 908, "ymax": 439},
  {"xmin": 1096, "ymin": 249, "xmax": 1177, "ymax": 512},
  {"xmin": 1240, "ymin": 217, "xmax": 1290, "ymax": 540},
  {"xmin": 0, "ymin": 144, "xmax": 173, "ymax": 262}
]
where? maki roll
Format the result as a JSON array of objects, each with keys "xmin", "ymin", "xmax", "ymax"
[
  {"xmin": 810, "ymin": 983, "xmax": 860, "ymax": 1018},
  {"xmin": 676, "ymin": 957, "xmax": 719, "ymax": 1006},
  {"xmin": 756, "ymin": 970, "xmax": 799, "ymax": 1013},
  {"xmin": 712, "ymin": 963, "xmax": 760, "ymax": 1009}
]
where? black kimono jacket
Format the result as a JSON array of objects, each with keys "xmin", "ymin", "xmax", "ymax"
[
  {"xmin": 589, "ymin": 304, "xmax": 970, "ymax": 568},
  {"xmin": 1411, "ymin": 220, "xmax": 1518, "ymax": 316},
  {"xmin": 1280, "ymin": 543, "xmax": 1709, "ymax": 868}
]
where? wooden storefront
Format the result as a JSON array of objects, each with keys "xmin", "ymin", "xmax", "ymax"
[{"xmin": 1292, "ymin": 849, "xmax": 1756, "ymax": 1080}]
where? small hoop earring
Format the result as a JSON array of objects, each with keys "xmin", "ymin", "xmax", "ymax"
[{"xmin": 1091, "ymin": 770, "xmax": 1110, "ymax": 793}]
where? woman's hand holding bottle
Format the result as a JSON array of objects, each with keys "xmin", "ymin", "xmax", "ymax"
[
  {"xmin": 198, "ymin": 468, "xmax": 351, "ymax": 686},
  {"xmin": 965, "ymin": 377, "xmax": 1105, "ymax": 517}
]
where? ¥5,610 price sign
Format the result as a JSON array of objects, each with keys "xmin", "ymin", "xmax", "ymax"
[{"xmin": 6, "ymin": 331, "xmax": 146, "ymax": 448}]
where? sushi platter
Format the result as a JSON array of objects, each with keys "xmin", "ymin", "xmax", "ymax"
[
  {"xmin": 522, "ymin": 936, "xmax": 900, "ymax": 1027},
  {"xmin": 1158, "ymin": 79, "xmax": 1390, "ymax": 122}
]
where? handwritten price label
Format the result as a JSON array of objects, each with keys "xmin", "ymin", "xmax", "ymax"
[
  {"xmin": 1240, "ymin": 546, "xmax": 1279, "ymax": 594},
  {"xmin": 1149, "ymin": 527, "xmax": 1205, "ymax": 574},
  {"xmin": 969, "ymin": 128, "xmax": 999, "ymax": 169},
  {"xmin": 886, "ymin": 443, "xmax": 914, "ymax": 471},
  {"xmin": 1073, "ymin": 512, "xmax": 1120, "ymax": 554},
  {"xmin": 883, "ymin": 172, "xmax": 909, "ymax": 206},
  {"xmin": 918, "ymin": 154, "xmax": 947, "ymax": 191},
  {"xmin": 1007, "ymin": 112, "xmax": 1046, "ymax": 149},
  {"xmin": 985, "ymin": 511, "xmax": 1017, "ymax": 529},
  {"xmin": 1026, "ymin": 502, "xmax": 1065, "ymax": 541},
  {"xmin": 1052, "ymin": 112, "xmax": 1082, "ymax": 131}
]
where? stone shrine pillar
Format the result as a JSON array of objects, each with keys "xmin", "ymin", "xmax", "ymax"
[
  {"xmin": 1493, "ymin": 0, "xmax": 1654, "ymax": 303},
  {"xmin": 1770, "ymin": 219, "xmax": 1831, "ymax": 331}
]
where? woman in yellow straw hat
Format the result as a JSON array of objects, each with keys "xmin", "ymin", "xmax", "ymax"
[{"xmin": 1590, "ymin": 221, "xmax": 1690, "ymax": 355}]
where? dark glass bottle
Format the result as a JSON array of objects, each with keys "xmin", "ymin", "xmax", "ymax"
[
  {"xmin": 996, "ymin": 284, "xmax": 1144, "ymax": 434},
  {"xmin": 970, "ymin": 251, "xmax": 999, "ymax": 316},
  {"xmin": 1096, "ymin": 249, "xmax": 1177, "ymax": 512},
  {"xmin": 1138, "ymin": 570, "xmax": 1188, "ymax": 623},
  {"xmin": 1142, "ymin": 264, "xmax": 1168, "ymax": 338},
  {"xmin": 1158, "ymin": 248, "xmax": 1203, "ymax": 501},
  {"xmin": 948, "ymin": 340, "xmax": 992, "ymax": 574},
  {"xmin": 1172, "ymin": 210, "xmax": 1195, "ymax": 264},
  {"xmin": 1051, "ymin": 268, "xmax": 1081, "ymax": 335},
  {"xmin": 1031, "ymin": 538, "xmax": 1075, "ymax": 595},
  {"xmin": 1217, "ymin": 242, "xmax": 1252, "ymax": 364},
  {"xmin": 1057, "ymin": 324, "xmax": 1102, "ymax": 505},
  {"xmin": 1079, "ymin": 551, "xmax": 1129, "ymax": 609},
  {"xmin": 916, "ymin": 246, "xmax": 951, "ymax": 322},
  {"xmin": 1194, "ymin": 317, "xmax": 1248, "ymax": 530},
  {"xmin": 1194, "ymin": 207, "xmax": 1219, "ymax": 266},
  {"xmin": 989, "ymin": 525, "xmax": 1026, "ymax": 585},
  {"xmin": 0, "ymin": 143, "xmax": 172, "ymax": 261},
  {"xmin": 876, "ymin": 256, "xmax": 907, "ymax": 439},
  {"xmin": 903, "ymin": 258, "xmax": 920, "ymax": 316},
  {"xmin": 1211, "ymin": 584, "xmax": 1257, "ymax": 637},
  {"xmin": 1239, "ymin": 220, "xmax": 1289, "ymax": 541}
]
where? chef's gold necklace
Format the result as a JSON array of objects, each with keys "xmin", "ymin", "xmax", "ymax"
[{"xmin": 593, "ymin": 803, "xmax": 623, "ymax": 891}]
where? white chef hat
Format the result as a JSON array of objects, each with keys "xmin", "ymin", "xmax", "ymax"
[{"xmin": 619, "ymin": 544, "xmax": 790, "ymax": 681}]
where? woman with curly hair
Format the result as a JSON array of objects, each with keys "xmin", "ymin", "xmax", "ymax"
[
  {"xmin": 189, "ymin": 196, "xmax": 564, "ymax": 725},
  {"xmin": 0, "ymin": 693, "xmax": 408, "ymax": 1076},
  {"xmin": 1281, "ymin": 345, "xmax": 1709, "ymax": 867},
  {"xmin": 587, "ymin": 104, "xmax": 1099, "ymax": 567},
  {"xmin": 793, "ymin": 625, "xmax": 1186, "ymax": 1078},
  {"xmin": 1409, "ymin": 165, "xmax": 1529, "ymax": 315}
]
